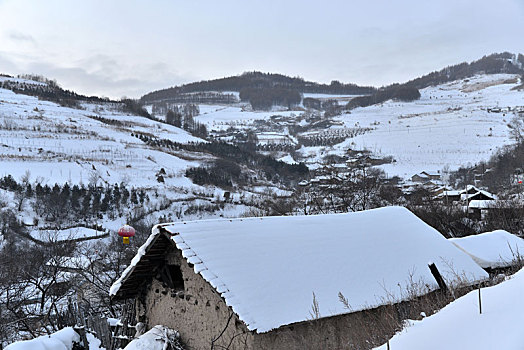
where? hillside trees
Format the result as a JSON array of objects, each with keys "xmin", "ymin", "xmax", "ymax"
[
  {"xmin": 165, "ymin": 109, "xmax": 180, "ymax": 127},
  {"xmin": 0, "ymin": 219, "xmax": 148, "ymax": 344},
  {"xmin": 137, "ymin": 135, "xmax": 308, "ymax": 186},
  {"xmin": 508, "ymin": 113, "xmax": 524, "ymax": 143},
  {"xmin": 0, "ymin": 176, "xmax": 149, "ymax": 227},
  {"xmin": 0, "ymin": 235, "xmax": 78, "ymax": 340},
  {"xmin": 303, "ymin": 97, "xmax": 321, "ymax": 110},
  {"xmin": 347, "ymin": 86, "xmax": 421, "ymax": 109},
  {"xmin": 186, "ymin": 159, "xmax": 242, "ymax": 188},
  {"xmin": 285, "ymin": 164, "xmax": 403, "ymax": 216},
  {"xmin": 141, "ymin": 71, "xmax": 376, "ymax": 104},
  {"xmin": 1, "ymin": 76, "xmax": 110, "ymax": 108},
  {"xmin": 403, "ymin": 52, "xmax": 523, "ymax": 89},
  {"xmin": 239, "ymin": 87, "xmax": 301, "ymax": 110},
  {"xmin": 164, "ymin": 104, "xmax": 207, "ymax": 138}
]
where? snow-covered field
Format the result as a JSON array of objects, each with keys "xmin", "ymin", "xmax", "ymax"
[
  {"xmin": 330, "ymin": 74, "xmax": 523, "ymax": 177},
  {"xmin": 374, "ymin": 267, "xmax": 524, "ymax": 350},
  {"xmin": 195, "ymin": 104, "xmax": 300, "ymax": 130},
  {"xmin": 0, "ymin": 87, "xmax": 205, "ymax": 188}
]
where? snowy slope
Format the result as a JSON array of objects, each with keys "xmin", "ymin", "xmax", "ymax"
[
  {"xmin": 187, "ymin": 74, "xmax": 523, "ymax": 180},
  {"xmin": 450, "ymin": 230, "xmax": 524, "ymax": 269},
  {"xmin": 374, "ymin": 268, "xmax": 524, "ymax": 350},
  {"xmin": 195, "ymin": 104, "xmax": 299, "ymax": 131},
  {"xmin": 112, "ymin": 206, "xmax": 488, "ymax": 332},
  {"xmin": 0, "ymin": 88, "xmax": 205, "ymax": 187},
  {"xmin": 298, "ymin": 74, "xmax": 523, "ymax": 178}
]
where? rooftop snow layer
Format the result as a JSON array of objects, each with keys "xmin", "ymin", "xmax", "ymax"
[
  {"xmin": 450, "ymin": 230, "xmax": 524, "ymax": 269},
  {"xmin": 111, "ymin": 206, "xmax": 488, "ymax": 332}
]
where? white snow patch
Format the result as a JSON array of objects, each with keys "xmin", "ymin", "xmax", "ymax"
[
  {"xmin": 5, "ymin": 327, "xmax": 80, "ymax": 350},
  {"xmin": 450, "ymin": 230, "xmax": 524, "ymax": 269},
  {"xmin": 277, "ymin": 154, "xmax": 298, "ymax": 164},
  {"xmin": 123, "ymin": 325, "xmax": 181, "ymax": 350}
]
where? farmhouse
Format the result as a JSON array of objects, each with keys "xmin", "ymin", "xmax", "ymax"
[
  {"xmin": 110, "ymin": 206, "xmax": 488, "ymax": 350},
  {"xmin": 437, "ymin": 185, "xmax": 496, "ymax": 203},
  {"xmin": 410, "ymin": 171, "xmax": 441, "ymax": 183}
]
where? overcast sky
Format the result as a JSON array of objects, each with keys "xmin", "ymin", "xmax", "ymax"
[{"xmin": 0, "ymin": 0, "xmax": 522, "ymax": 98}]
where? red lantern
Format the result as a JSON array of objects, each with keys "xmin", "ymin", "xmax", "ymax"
[{"xmin": 118, "ymin": 225, "xmax": 135, "ymax": 244}]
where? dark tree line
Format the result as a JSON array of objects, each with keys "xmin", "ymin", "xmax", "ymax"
[
  {"xmin": 403, "ymin": 52, "xmax": 523, "ymax": 90},
  {"xmin": 346, "ymin": 52, "xmax": 524, "ymax": 110},
  {"xmin": 141, "ymin": 71, "xmax": 376, "ymax": 104},
  {"xmin": 303, "ymin": 97, "xmax": 322, "ymax": 110},
  {"xmin": 134, "ymin": 134, "xmax": 309, "ymax": 185},
  {"xmin": 239, "ymin": 87, "xmax": 301, "ymax": 110},
  {"xmin": 120, "ymin": 98, "xmax": 151, "ymax": 119},
  {"xmin": 186, "ymin": 159, "xmax": 242, "ymax": 188},
  {"xmin": 0, "ymin": 176, "xmax": 147, "ymax": 226},
  {"xmin": 346, "ymin": 86, "xmax": 421, "ymax": 109},
  {"xmin": 1, "ymin": 78, "xmax": 111, "ymax": 108},
  {"xmin": 151, "ymin": 92, "xmax": 238, "ymax": 107}
]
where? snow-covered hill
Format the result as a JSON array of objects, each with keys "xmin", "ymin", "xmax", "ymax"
[
  {"xmin": 331, "ymin": 74, "xmax": 523, "ymax": 178},
  {"xmin": 0, "ymin": 87, "xmax": 204, "ymax": 188},
  {"xmin": 0, "ymin": 81, "xmax": 298, "ymax": 237},
  {"xmin": 2, "ymin": 73, "xmax": 522, "ymax": 196},
  {"xmin": 157, "ymin": 74, "xmax": 524, "ymax": 180}
]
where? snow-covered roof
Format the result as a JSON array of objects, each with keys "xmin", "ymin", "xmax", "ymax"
[
  {"xmin": 450, "ymin": 230, "xmax": 524, "ymax": 269},
  {"xmin": 462, "ymin": 185, "xmax": 496, "ymax": 198},
  {"xmin": 461, "ymin": 192, "xmax": 497, "ymax": 201},
  {"xmin": 439, "ymin": 190, "xmax": 462, "ymax": 197},
  {"xmin": 467, "ymin": 199, "xmax": 496, "ymax": 209},
  {"xmin": 421, "ymin": 171, "xmax": 440, "ymax": 177},
  {"xmin": 111, "ymin": 206, "xmax": 487, "ymax": 333}
]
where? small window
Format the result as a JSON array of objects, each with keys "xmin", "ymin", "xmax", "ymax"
[
  {"xmin": 169, "ymin": 265, "xmax": 184, "ymax": 291},
  {"xmin": 160, "ymin": 264, "xmax": 184, "ymax": 291}
]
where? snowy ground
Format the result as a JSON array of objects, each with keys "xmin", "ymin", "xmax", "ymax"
[
  {"xmin": 328, "ymin": 74, "xmax": 523, "ymax": 178},
  {"xmin": 0, "ymin": 87, "xmax": 205, "ymax": 188},
  {"xmin": 5, "ymin": 327, "xmax": 80, "ymax": 350},
  {"xmin": 195, "ymin": 104, "xmax": 300, "ymax": 131},
  {"xmin": 374, "ymin": 267, "xmax": 524, "ymax": 350}
]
